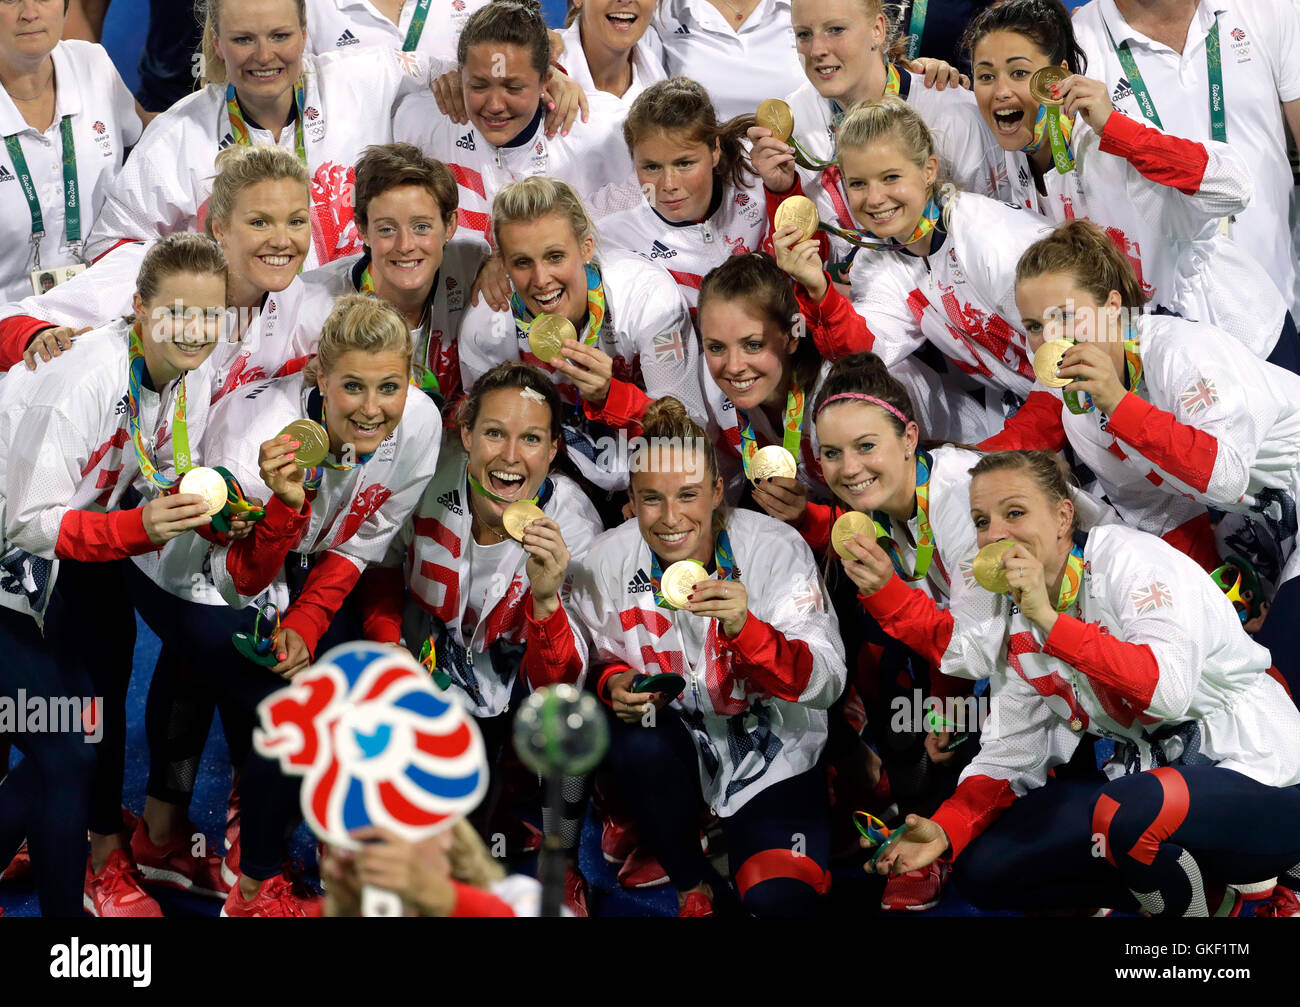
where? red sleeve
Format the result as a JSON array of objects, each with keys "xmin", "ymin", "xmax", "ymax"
[
  {"xmin": 54, "ymin": 506, "xmax": 156, "ymax": 561},
  {"xmin": 0, "ymin": 316, "xmax": 56, "ymax": 372},
  {"xmin": 761, "ymin": 175, "xmax": 832, "ymax": 262},
  {"xmin": 279, "ymin": 552, "xmax": 364, "ymax": 658},
  {"xmin": 978, "ymin": 391, "xmax": 1067, "ymax": 452},
  {"xmin": 858, "ymin": 572, "xmax": 954, "ymax": 669},
  {"xmin": 930, "ymin": 774, "xmax": 1018, "ymax": 859},
  {"xmin": 521, "ymin": 595, "xmax": 584, "ymax": 690},
  {"xmin": 1098, "ymin": 111, "xmax": 1209, "ymax": 196},
  {"xmin": 224, "ymin": 494, "xmax": 310, "ymax": 596},
  {"xmin": 581, "ymin": 377, "xmax": 651, "ymax": 430},
  {"xmin": 447, "ymin": 881, "xmax": 515, "ymax": 917},
  {"xmin": 793, "ymin": 274, "xmax": 875, "ymax": 360},
  {"xmin": 1042, "ymin": 613, "xmax": 1159, "ymax": 711},
  {"xmin": 1104, "ymin": 392, "xmax": 1218, "ymax": 494},
  {"xmin": 796, "ymin": 501, "xmax": 837, "ymax": 554},
  {"xmin": 596, "ymin": 662, "xmax": 634, "ymax": 708},
  {"xmin": 718, "ymin": 614, "xmax": 813, "ymax": 703},
  {"xmin": 357, "ymin": 565, "xmax": 405, "ymax": 645}
]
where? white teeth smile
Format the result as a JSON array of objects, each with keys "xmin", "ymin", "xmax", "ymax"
[
  {"xmin": 491, "ymin": 471, "xmax": 524, "ymax": 483},
  {"xmin": 845, "ymin": 476, "xmax": 877, "ymax": 492},
  {"xmin": 392, "ymin": 259, "xmax": 422, "ymax": 268},
  {"xmin": 816, "ymin": 66, "xmax": 840, "ymax": 77},
  {"xmin": 869, "ymin": 207, "xmax": 900, "ymax": 223},
  {"xmin": 352, "ymin": 421, "xmax": 380, "ymax": 432},
  {"xmin": 535, "ymin": 290, "xmax": 563, "ymax": 307},
  {"xmin": 608, "ymin": 12, "xmax": 637, "ymax": 20},
  {"xmin": 260, "ymin": 255, "xmax": 292, "ymax": 266},
  {"xmin": 730, "ymin": 377, "xmax": 758, "ymax": 390},
  {"xmin": 657, "ymin": 531, "xmax": 688, "ymax": 544},
  {"xmin": 249, "ymin": 69, "xmax": 282, "ymax": 78}
]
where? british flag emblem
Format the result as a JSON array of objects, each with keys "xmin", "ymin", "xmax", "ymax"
[
  {"xmin": 304, "ymin": 105, "xmax": 320, "ymax": 121},
  {"xmin": 1179, "ymin": 377, "xmax": 1218, "ymax": 415},
  {"xmin": 92, "ymin": 121, "xmax": 106, "ymax": 135},
  {"xmin": 1231, "ymin": 27, "xmax": 1245, "ymax": 41},
  {"xmin": 791, "ymin": 575, "xmax": 824, "ymax": 615},
  {"xmin": 1130, "ymin": 582, "xmax": 1173, "ymax": 615},
  {"xmin": 253, "ymin": 643, "xmax": 487, "ymax": 843},
  {"xmin": 395, "ymin": 51, "xmax": 422, "ymax": 77},
  {"xmin": 453, "ymin": 0, "xmax": 465, "ymax": 9},
  {"xmin": 653, "ymin": 328, "xmax": 686, "ymax": 364},
  {"xmin": 959, "ymin": 559, "xmax": 976, "ymax": 589}
]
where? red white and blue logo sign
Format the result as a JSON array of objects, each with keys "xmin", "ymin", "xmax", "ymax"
[{"xmin": 253, "ymin": 643, "xmax": 487, "ymax": 845}]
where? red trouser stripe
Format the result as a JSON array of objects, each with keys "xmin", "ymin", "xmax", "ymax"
[
  {"xmin": 1128, "ymin": 767, "xmax": 1191, "ymax": 866},
  {"xmin": 1091, "ymin": 793, "xmax": 1122, "ymax": 867},
  {"xmin": 734, "ymin": 848, "xmax": 831, "ymax": 899}
]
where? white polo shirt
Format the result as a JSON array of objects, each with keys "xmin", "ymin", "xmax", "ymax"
[
  {"xmin": 654, "ymin": 0, "xmax": 807, "ymax": 121},
  {"xmin": 1072, "ymin": 0, "xmax": 1300, "ymax": 315},
  {"xmin": 556, "ymin": 20, "xmax": 668, "ymax": 108},
  {"xmin": 306, "ymin": 0, "xmax": 491, "ymax": 66},
  {"xmin": 0, "ymin": 41, "xmax": 140, "ymax": 303}
]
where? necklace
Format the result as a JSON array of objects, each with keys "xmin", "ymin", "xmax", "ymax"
[
  {"xmin": 471, "ymin": 511, "xmax": 508, "ymax": 545},
  {"xmin": 716, "ymin": 0, "xmax": 751, "ymax": 23},
  {"xmin": 6, "ymin": 66, "xmax": 53, "ymax": 102}
]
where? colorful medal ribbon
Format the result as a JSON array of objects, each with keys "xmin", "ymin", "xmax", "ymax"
[
  {"xmin": 821, "ymin": 193, "xmax": 942, "ymax": 252},
  {"xmin": 359, "ymin": 263, "xmax": 442, "ymax": 400},
  {"xmin": 873, "ymin": 450, "xmax": 935, "ymax": 581},
  {"xmin": 301, "ymin": 392, "xmax": 374, "ymax": 491},
  {"xmin": 1056, "ymin": 541, "xmax": 1085, "ymax": 612},
  {"xmin": 225, "ymin": 77, "xmax": 307, "ymax": 164},
  {"xmin": 1021, "ymin": 103, "xmax": 1075, "ymax": 174},
  {"xmin": 402, "ymin": 0, "xmax": 432, "ymax": 51},
  {"xmin": 1104, "ymin": 16, "xmax": 1226, "ymax": 143},
  {"xmin": 510, "ymin": 262, "xmax": 606, "ymax": 349},
  {"xmin": 736, "ymin": 376, "xmax": 805, "ymax": 480},
  {"xmin": 1068, "ymin": 331, "xmax": 1142, "ymax": 414},
  {"xmin": 127, "ymin": 323, "xmax": 193, "ymax": 491},
  {"xmin": 467, "ymin": 470, "xmax": 541, "ymax": 506},
  {"xmin": 649, "ymin": 515, "xmax": 738, "ymax": 611}
]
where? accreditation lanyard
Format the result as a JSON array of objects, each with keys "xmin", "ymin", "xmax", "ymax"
[
  {"xmin": 1103, "ymin": 15, "xmax": 1226, "ymax": 142},
  {"xmin": 402, "ymin": 0, "xmax": 433, "ymax": 51},
  {"xmin": 904, "ymin": 0, "xmax": 928, "ymax": 61},
  {"xmin": 4, "ymin": 116, "xmax": 82, "ymax": 271}
]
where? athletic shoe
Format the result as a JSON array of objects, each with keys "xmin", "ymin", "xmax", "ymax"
[
  {"xmin": 618, "ymin": 846, "xmax": 671, "ymax": 889},
  {"xmin": 1257, "ymin": 887, "xmax": 1300, "ymax": 918},
  {"xmin": 83, "ymin": 849, "xmax": 164, "ymax": 918},
  {"xmin": 130, "ymin": 817, "xmax": 230, "ymax": 899},
  {"xmin": 521, "ymin": 820, "xmax": 542, "ymax": 855},
  {"xmin": 601, "ymin": 815, "xmax": 636, "ymax": 865},
  {"xmin": 564, "ymin": 863, "xmax": 589, "ymax": 917},
  {"xmin": 679, "ymin": 891, "xmax": 714, "ymax": 917},
  {"xmin": 880, "ymin": 861, "xmax": 949, "ymax": 912},
  {"xmin": 1, "ymin": 841, "xmax": 30, "ymax": 884},
  {"xmin": 222, "ymin": 833, "xmax": 240, "ymax": 889},
  {"xmin": 220, "ymin": 872, "xmax": 320, "ymax": 917}
]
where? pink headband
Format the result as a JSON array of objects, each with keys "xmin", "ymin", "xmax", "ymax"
[{"xmin": 815, "ymin": 392, "xmax": 909, "ymax": 424}]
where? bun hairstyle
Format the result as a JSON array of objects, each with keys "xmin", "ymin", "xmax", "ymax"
[
  {"xmin": 968, "ymin": 449, "xmax": 1080, "ymax": 533},
  {"xmin": 198, "ymin": 0, "xmax": 307, "ymax": 87},
  {"xmin": 1016, "ymin": 219, "xmax": 1149, "ymax": 310},
  {"xmin": 961, "ymin": 0, "xmax": 1087, "ymax": 75},
  {"xmin": 455, "ymin": 360, "xmax": 564, "ymax": 443},
  {"xmin": 304, "ymin": 294, "xmax": 413, "ymax": 385},
  {"xmin": 457, "ymin": 0, "xmax": 551, "ymax": 80},
  {"xmin": 697, "ymin": 252, "xmax": 822, "ymax": 398},
  {"xmin": 811, "ymin": 352, "xmax": 919, "ymax": 438},
  {"xmin": 623, "ymin": 78, "xmax": 756, "ymax": 193},
  {"xmin": 206, "ymin": 145, "xmax": 310, "ymax": 239},
  {"xmin": 635, "ymin": 396, "xmax": 720, "ymax": 487}
]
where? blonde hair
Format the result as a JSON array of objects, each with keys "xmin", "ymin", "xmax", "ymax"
[
  {"xmin": 491, "ymin": 176, "xmax": 595, "ymax": 254},
  {"xmin": 304, "ymin": 294, "xmax": 413, "ymax": 384},
  {"xmin": 135, "ymin": 233, "xmax": 228, "ymax": 305},
  {"xmin": 206, "ymin": 145, "xmax": 310, "ymax": 238},
  {"xmin": 198, "ymin": 0, "xmax": 307, "ymax": 86}
]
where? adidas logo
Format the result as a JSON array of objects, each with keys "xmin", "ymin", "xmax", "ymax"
[
  {"xmin": 0, "ymin": 165, "xmax": 12, "ymax": 182},
  {"xmin": 1111, "ymin": 78, "xmax": 1134, "ymax": 104},
  {"xmin": 627, "ymin": 569, "xmax": 654, "ymax": 594},
  {"xmin": 218, "ymin": 132, "xmax": 235, "ymax": 150},
  {"xmin": 337, "ymin": 29, "xmax": 360, "ymax": 46},
  {"xmin": 455, "ymin": 132, "xmax": 476, "ymax": 151},
  {"xmin": 673, "ymin": 23, "xmax": 690, "ymax": 34},
  {"xmin": 649, "ymin": 240, "xmax": 676, "ymax": 259},
  {"xmin": 1017, "ymin": 165, "xmax": 1029, "ymax": 188},
  {"xmin": 436, "ymin": 488, "xmax": 463, "ymax": 515}
]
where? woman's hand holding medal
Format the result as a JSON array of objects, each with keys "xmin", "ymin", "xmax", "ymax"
[
  {"xmin": 1055, "ymin": 341, "xmax": 1126, "ymax": 415},
  {"xmin": 141, "ymin": 493, "xmax": 214, "ymax": 545},
  {"xmin": 521, "ymin": 516, "xmax": 570, "ymax": 620},
  {"xmin": 1048, "ymin": 73, "xmax": 1114, "ymax": 134},
  {"xmin": 685, "ymin": 578, "xmax": 749, "ymax": 637},
  {"xmin": 867, "ymin": 813, "xmax": 951, "ymax": 875},
  {"xmin": 270, "ymin": 625, "xmax": 312, "ymax": 678},
  {"xmin": 752, "ymin": 475, "xmax": 808, "ymax": 524},
  {"xmin": 553, "ymin": 340, "xmax": 613, "ymax": 406},
  {"xmin": 772, "ymin": 223, "xmax": 827, "ymax": 302},
  {"xmin": 605, "ymin": 669, "xmax": 671, "ymax": 724},
  {"xmin": 1000, "ymin": 542, "xmax": 1057, "ymax": 632},
  {"xmin": 258, "ymin": 434, "xmax": 308, "ymax": 514},
  {"xmin": 839, "ymin": 531, "xmax": 896, "ymax": 597},
  {"xmin": 745, "ymin": 124, "xmax": 798, "ymax": 195}
]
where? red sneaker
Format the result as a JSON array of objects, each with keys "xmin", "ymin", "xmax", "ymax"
[
  {"xmin": 618, "ymin": 846, "xmax": 671, "ymax": 889},
  {"xmin": 83, "ymin": 849, "xmax": 164, "ymax": 918},
  {"xmin": 679, "ymin": 891, "xmax": 714, "ymax": 917},
  {"xmin": 880, "ymin": 861, "xmax": 949, "ymax": 912},
  {"xmin": 221, "ymin": 872, "xmax": 320, "ymax": 917},
  {"xmin": 521, "ymin": 820, "xmax": 542, "ymax": 855},
  {"xmin": 222, "ymin": 833, "xmax": 240, "ymax": 890},
  {"xmin": 1, "ymin": 841, "xmax": 30, "ymax": 884},
  {"xmin": 1253, "ymin": 887, "xmax": 1300, "ymax": 918},
  {"xmin": 130, "ymin": 817, "xmax": 230, "ymax": 900},
  {"xmin": 564, "ymin": 863, "xmax": 589, "ymax": 917},
  {"xmin": 601, "ymin": 816, "xmax": 636, "ymax": 865}
]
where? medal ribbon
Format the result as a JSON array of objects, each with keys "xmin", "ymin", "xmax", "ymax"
[
  {"xmin": 828, "ymin": 64, "xmax": 900, "ymax": 131},
  {"xmin": 1021, "ymin": 103, "xmax": 1075, "ymax": 174},
  {"xmin": 1056, "ymin": 542, "xmax": 1085, "ymax": 612},
  {"xmin": 872, "ymin": 451, "xmax": 934, "ymax": 581},
  {"xmin": 127, "ymin": 324, "xmax": 193, "ymax": 491},
  {"xmin": 510, "ymin": 261, "xmax": 606, "ymax": 350},
  {"xmin": 820, "ymin": 194, "xmax": 942, "ymax": 252},
  {"xmin": 1104, "ymin": 16, "xmax": 1226, "ymax": 142},
  {"xmin": 226, "ymin": 77, "xmax": 307, "ymax": 164},
  {"xmin": 300, "ymin": 392, "xmax": 374, "ymax": 491},
  {"xmin": 736, "ymin": 376, "xmax": 805, "ymax": 480},
  {"xmin": 1063, "ymin": 333, "xmax": 1141, "ymax": 414},
  {"xmin": 649, "ymin": 515, "xmax": 738, "ymax": 610},
  {"xmin": 358, "ymin": 263, "xmax": 442, "ymax": 399},
  {"xmin": 402, "ymin": 0, "xmax": 432, "ymax": 51},
  {"xmin": 4, "ymin": 117, "xmax": 84, "ymax": 271}
]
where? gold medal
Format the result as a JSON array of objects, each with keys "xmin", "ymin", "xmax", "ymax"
[
  {"xmin": 660, "ymin": 560, "xmax": 710, "ymax": 609},
  {"xmin": 178, "ymin": 466, "xmax": 228, "ymax": 517},
  {"xmin": 972, "ymin": 540, "xmax": 1016, "ymax": 594},
  {"xmin": 773, "ymin": 195, "xmax": 820, "ymax": 243},
  {"xmin": 502, "ymin": 500, "xmax": 546, "ymax": 541},
  {"xmin": 831, "ymin": 511, "xmax": 876, "ymax": 560},
  {"xmin": 1069, "ymin": 717, "xmax": 1085, "ymax": 732},
  {"xmin": 1033, "ymin": 339, "xmax": 1074, "ymax": 389},
  {"xmin": 1029, "ymin": 66, "xmax": 1070, "ymax": 106},
  {"xmin": 528, "ymin": 313, "xmax": 576, "ymax": 364},
  {"xmin": 280, "ymin": 419, "xmax": 330, "ymax": 468},
  {"xmin": 749, "ymin": 444, "xmax": 798, "ymax": 482},
  {"xmin": 756, "ymin": 98, "xmax": 795, "ymax": 143}
]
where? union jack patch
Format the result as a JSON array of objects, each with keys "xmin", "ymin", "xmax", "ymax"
[
  {"xmin": 791, "ymin": 575, "xmax": 824, "ymax": 615},
  {"xmin": 959, "ymin": 559, "xmax": 976, "ymax": 589},
  {"xmin": 652, "ymin": 328, "xmax": 686, "ymax": 364},
  {"xmin": 1179, "ymin": 377, "xmax": 1218, "ymax": 415},
  {"xmin": 1130, "ymin": 581, "xmax": 1173, "ymax": 615}
]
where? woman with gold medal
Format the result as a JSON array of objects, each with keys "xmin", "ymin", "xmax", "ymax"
[{"xmin": 871, "ymin": 448, "xmax": 1300, "ymax": 919}]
